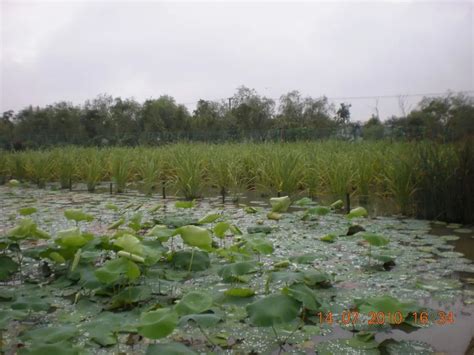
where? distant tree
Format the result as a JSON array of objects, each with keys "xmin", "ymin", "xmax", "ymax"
[
  {"xmin": 82, "ymin": 94, "xmax": 114, "ymax": 142},
  {"xmin": 229, "ymin": 86, "xmax": 275, "ymax": 132},
  {"xmin": 139, "ymin": 96, "xmax": 190, "ymax": 141},
  {"xmin": 335, "ymin": 103, "xmax": 351, "ymax": 125},
  {"xmin": 0, "ymin": 110, "xmax": 14, "ymax": 148},
  {"xmin": 363, "ymin": 114, "xmax": 384, "ymax": 140},
  {"xmin": 192, "ymin": 100, "xmax": 217, "ymax": 129},
  {"xmin": 276, "ymin": 91, "xmax": 304, "ymax": 128},
  {"xmin": 110, "ymin": 98, "xmax": 141, "ymax": 144}
]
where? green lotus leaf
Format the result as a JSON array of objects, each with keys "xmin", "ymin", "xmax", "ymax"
[
  {"xmin": 197, "ymin": 213, "xmax": 221, "ymax": 224},
  {"xmin": 64, "ymin": 209, "xmax": 94, "ymax": 223},
  {"xmin": 282, "ymin": 283, "xmax": 321, "ymax": 310},
  {"xmin": 218, "ymin": 261, "xmax": 259, "ymax": 282},
  {"xmin": 270, "ymin": 196, "xmax": 291, "ymax": 212},
  {"xmin": 172, "ymin": 250, "xmax": 210, "ymax": 271},
  {"xmin": 113, "ymin": 234, "xmax": 143, "ymax": 255},
  {"xmin": 174, "ymin": 225, "xmax": 212, "ymax": 251},
  {"xmin": 18, "ymin": 207, "xmax": 37, "ymax": 216},
  {"xmin": 362, "ymin": 233, "xmax": 389, "ymax": 247},
  {"xmin": 347, "ymin": 207, "xmax": 368, "ymax": 219},
  {"xmin": 56, "ymin": 228, "xmax": 88, "ymax": 248},
  {"xmin": 175, "ymin": 200, "xmax": 195, "ymax": 209},
  {"xmin": 246, "ymin": 294, "xmax": 300, "ymax": 327},
  {"xmin": 0, "ymin": 255, "xmax": 19, "ymax": 281},
  {"xmin": 179, "ymin": 313, "xmax": 223, "ymax": 328},
  {"xmin": 175, "ymin": 291, "xmax": 213, "ymax": 315},
  {"xmin": 138, "ymin": 308, "xmax": 178, "ymax": 339},
  {"xmin": 214, "ymin": 222, "xmax": 230, "ymax": 238},
  {"xmin": 95, "ymin": 257, "xmax": 141, "ymax": 284},
  {"xmin": 224, "ymin": 288, "xmax": 255, "ymax": 298}
]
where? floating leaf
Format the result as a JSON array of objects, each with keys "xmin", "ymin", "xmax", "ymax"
[
  {"xmin": 267, "ymin": 212, "xmax": 282, "ymax": 220},
  {"xmin": 18, "ymin": 207, "xmax": 37, "ymax": 216},
  {"xmin": 347, "ymin": 206, "xmax": 368, "ymax": 219},
  {"xmin": 330, "ymin": 199, "xmax": 344, "ymax": 210},
  {"xmin": 363, "ymin": 233, "xmax": 389, "ymax": 246},
  {"xmin": 7, "ymin": 218, "xmax": 48, "ymax": 240},
  {"xmin": 113, "ymin": 234, "xmax": 143, "ymax": 255},
  {"xmin": 17, "ymin": 341, "xmax": 80, "ymax": 355},
  {"xmin": 56, "ymin": 228, "xmax": 88, "ymax": 248},
  {"xmin": 218, "ymin": 261, "xmax": 259, "ymax": 282},
  {"xmin": 95, "ymin": 257, "xmax": 140, "ymax": 284},
  {"xmin": 117, "ymin": 251, "xmax": 145, "ymax": 263},
  {"xmin": 20, "ymin": 325, "xmax": 78, "ymax": 344},
  {"xmin": 303, "ymin": 270, "xmax": 331, "ymax": 287},
  {"xmin": 146, "ymin": 225, "xmax": 174, "ymax": 242},
  {"xmin": 172, "ymin": 250, "xmax": 210, "ymax": 271},
  {"xmin": 174, "ymin": 225, "xmax": 212, "ymax": 251},
  {"xmin": 64, "ymin": 209, "xmax": 94, "ymax": 223},
  {"xmin": 105, "ymin": 203, "xmax": 119, "ymax": 211},
  {"xmin": 8, "ymin": 179, "xmax": 20, "ymax": 187},
  {"xmin": 244, "ymin": 206, "xmax": 259, "ymax": 214},
  {"xmin": 224, "ymin": 288, "xmax": 255, "ymax": 297},
  {"xmin": 197, "ymin": 213, "xmax": 221, "ymax": 224},
  {"xmin": 214, "ymin": 222, "xmax": 230, "ymax": 238},
  {"xmin": 108, "ymin": 218, "xmax": 125, "ymax": 230},
  {"xmin": 243, "ymin": 234, "xmax": 274, "ymax": 254},
  {"xmin": 282, "ymin": 283, "xmax": 321, "ymax": 310},
  {"xmin": 270, "ymin": 196, "xmax": 291, "ymax": 212},
  {"xmin": 138, "ymin": 308, "xmax": 178, "ymax": 339},
  {"xmin": 179, "ymin": 313, "xmax": 222, "ymax": 328},
  {"xmin": 175, "ymin": 200, "xmax": 195, "ymax": 209},
  {"xmin": 147, "ymin": 204, "xmax": 163, "ymax": 213},
  {"xmin": 0, "ymin": 255, "xmax": 19, "ymax": 281},
  {"xmin": 247, "ymin": 226, "xmax": 272, "ymax": 234},
  {"xmin": 356, "ymin": 295, "xmax": 417, "ymax": 321},
  {"xmin": 415, "ymin": 278, "xmax": 462, "ymax": 291},
  {"xmin": 320, "ymin": 234, "xmax": 336, "ymax": 243},
  {"xmin": 175, "ymin": 291, "xmax": 213, "ymax": 315},
  {"xmin": 70, "ymin": 249, "xmax": 81, "ymax": 272},
  {"xmin": 109, "ymin": 286, "xmax": 151, "ymax": 309},
  {"xmin": 306, "ymin": 206, "xmax": 331, "ymax": 216},
  {"xmin": 246, "ymin": 294, "xmax": 300, "ymax": 326}
]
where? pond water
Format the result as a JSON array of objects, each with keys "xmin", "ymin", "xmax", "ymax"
[{"xmin": 0, "ymin": 184, "xmax": 473, "ymax": 354}]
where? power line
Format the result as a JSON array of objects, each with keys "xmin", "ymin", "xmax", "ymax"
[{"xmin": 179, "ymin": 90, "xmax": 474, "ymax": 106}]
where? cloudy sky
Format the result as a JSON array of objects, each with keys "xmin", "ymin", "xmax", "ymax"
[{"xmin": 1, "ymin": 0, "xmax": 473, "ymax": 121}]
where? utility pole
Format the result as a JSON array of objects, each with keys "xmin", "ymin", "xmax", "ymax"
[{"xmin": 228, "ymin": 97, "xmax": 232, "ymax": 110}]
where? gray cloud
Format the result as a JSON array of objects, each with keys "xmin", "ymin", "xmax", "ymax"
[{"xmin": 1, "ymin": 1, "xmax": 473, "ymax": 120}]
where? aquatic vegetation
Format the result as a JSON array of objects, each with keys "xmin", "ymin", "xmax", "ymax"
[
  {"xmin": 1, "ymin": 141, "xmax": 472, "ymax": 223},
  {"xmin": 0, "ymin": 186, "xmax": 472, "ymax": 353}
]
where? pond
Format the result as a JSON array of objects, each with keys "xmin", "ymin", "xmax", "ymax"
[{"xmin": 0, "ymin": 184, "xmax": 473, "ymax": 354}]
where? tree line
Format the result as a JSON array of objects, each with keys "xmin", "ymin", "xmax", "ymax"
[{"xmin": 1, "ymin": 86, "xmax": 472, "ymax": 149}]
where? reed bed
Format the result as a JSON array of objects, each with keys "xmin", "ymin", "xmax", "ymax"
[{"xmin": 0, "ymin": 140, "xmax": 472, "ymax": 222}]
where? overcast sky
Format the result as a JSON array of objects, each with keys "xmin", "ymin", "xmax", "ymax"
[{"xmin": 1, "ymin": 0, "xmax": 473, "ymax": 121}]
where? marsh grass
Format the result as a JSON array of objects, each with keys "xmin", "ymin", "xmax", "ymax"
[
  {"xmin": 137, "ymin": 152, "xmax": 161, "ymax": 196},
  {"xmin": 257, "ymin": 146, "xmax": 305, "ymax": 197},
  {"xmin": 81, "ymin": 151, "xmax": 104, "ymax": 192},
  {"xmin": 25, "ymin": 151, "xmax": 52, "ymax": 188},
  {"xmin": 110, "ymin": 150, "xmax": 133, "ymax": 193},
  {"xmin": 1, "ymin": 140, "xmax": 472, "ymax": 222},
  {"xmin": 171, "ymin": 146, "xmax": 205, "ymax": 199},
  {"xmin": 53, "ymin": 148, "xmax": 76, "ymax": 189}
]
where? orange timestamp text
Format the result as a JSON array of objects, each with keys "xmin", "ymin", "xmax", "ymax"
[{"xmin": 316, "ymin": 310, "xmax": 455, "ymax": 326}]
